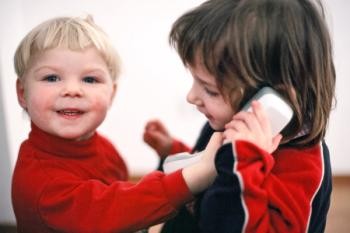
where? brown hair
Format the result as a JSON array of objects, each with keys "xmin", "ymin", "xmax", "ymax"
[{"xmin": 169, "ymin": 0, "xmax": 336, "ymax": 147}]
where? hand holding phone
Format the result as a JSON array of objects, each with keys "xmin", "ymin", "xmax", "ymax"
[
  {"xmin": 223, "ymin": 86, "xmax": 293, "ymax": 152},
  {"xmin": 240, "ymin": 86, "xmax": 293, "ymax": 137}
]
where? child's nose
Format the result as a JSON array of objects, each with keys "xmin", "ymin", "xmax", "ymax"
[
  {"xmin": 60, "ymin": 80, "xmax": 83, "ymax": 97},
  {"xmin": 186, "ymin": 85, "xmax": 201, "ymax": 106}
]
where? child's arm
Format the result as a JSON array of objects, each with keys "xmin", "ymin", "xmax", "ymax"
[
  {"xmin": 143, "ymin": 119, "xmax": 191, "ymax": 158},
  {"xmin": 200, "ymin": 141, "xmax": 327, "ymax": 233},
  {"xmin": 35, "ymin": 133, "xmax": 222, "ymax": 233}
]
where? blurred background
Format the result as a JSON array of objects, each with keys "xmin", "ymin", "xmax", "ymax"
[{"xmin": 0, "ymin": 0, "xmax": 349, "ymax": 232}]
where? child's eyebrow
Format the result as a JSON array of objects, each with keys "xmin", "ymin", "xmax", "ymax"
[
  {"xmin": 33, "ymin": 65, "xmax": 108, "ymax": 75},
  {"xmin": 194, "ymin": 74, "xmax": 217, "ymax": 88},
  {"xmin": 32, "ymin": 66, "xmax": 58, "ymax": 74}
]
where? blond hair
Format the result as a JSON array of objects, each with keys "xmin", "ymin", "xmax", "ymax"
[{"xmin": 14, "ymin": 15, "xmax": 120, "ymax": 81}]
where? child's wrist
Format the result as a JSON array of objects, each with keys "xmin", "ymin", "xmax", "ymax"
[{"xmin": 182, "ymin": 160, "xmax": 216, "ymax": 194}]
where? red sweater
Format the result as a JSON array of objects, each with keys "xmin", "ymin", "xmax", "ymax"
[{"xmin": 12, "ymin": 124, "xmax": 193, "ymax": 233}]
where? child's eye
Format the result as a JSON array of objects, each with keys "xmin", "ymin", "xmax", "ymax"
[
  {"xmin": 43, "ymin": 75, "xmax": 59, "ymax": 82},
  {"xmin": 83, "ymin": 76, "xmax": 98, "ymax": 84},
  {"xmin": 205, "ymin": 88, "xmax": 219, "ymax": 97}
]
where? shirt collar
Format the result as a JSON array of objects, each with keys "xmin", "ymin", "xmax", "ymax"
[{"xmin": 28, "ymin": 122, "xmax": 98, "ymax": 158}]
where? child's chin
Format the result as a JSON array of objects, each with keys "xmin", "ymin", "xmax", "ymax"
[{"xmin": 208, "ymin": 121, "xmax": 225, "ymax": 132}]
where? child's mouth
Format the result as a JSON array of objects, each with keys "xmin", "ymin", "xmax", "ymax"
[{"xmin": 57, "ymin": 109, "xmax": 84, "ymax": 118}]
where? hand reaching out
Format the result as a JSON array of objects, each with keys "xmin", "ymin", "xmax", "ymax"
[
  {"xmin": 143, "ymin": 119, "xmax": 173, "ymax": 158},
  {"xmin": 224, "ymin": 101, "xmax": 282, "ymax": 154},
  {"xmin": 182, "ymin": 132, "xmax": 223, "ymax": 194}
]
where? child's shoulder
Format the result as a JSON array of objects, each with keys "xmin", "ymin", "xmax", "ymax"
[{"xmin": 274, "ymin": 142, "xmax": 329, "ymax": 174}]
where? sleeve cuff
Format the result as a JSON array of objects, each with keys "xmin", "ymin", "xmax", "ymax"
[
  {"xmin": 162, "ymin": 170, "xmax": 194, "ymax": 208},
  {"xmin": 169, "ymin": 139, "xmax": 191, "ymax": 155}
]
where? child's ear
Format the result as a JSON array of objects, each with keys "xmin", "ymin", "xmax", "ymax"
[
  {"xmin": 16, "ymin": 78, "xmax": 27, "ymax": 109},
  {"xmin": 109, "ymin": 83, "xmax": 117, "ymax": 106}
]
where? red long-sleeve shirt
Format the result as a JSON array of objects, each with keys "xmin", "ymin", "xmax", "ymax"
[{"xmin": 12, "ymin": 124, "xmax": 193, "ymax": 233}]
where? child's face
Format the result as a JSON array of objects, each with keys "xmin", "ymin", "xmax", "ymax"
[
  {"xmin": 187, "ymin": 62, "xmax": 235, "ymax": 131},
  {"xmin": 16, "ymin": 47, "xmax": 116, "ymax": 141}
]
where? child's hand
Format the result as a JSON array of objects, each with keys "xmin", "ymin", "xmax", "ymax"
[
  {"xmin": 143, "ymin": 120, "xmax": 173, "ymax": 158},
  {"xmin": 223, "ymin": 101, "xmax": 282, "ymax": 154},
  {"xmin": 182, "ymin": 132, "xmax": 223, "ymax": 194}
]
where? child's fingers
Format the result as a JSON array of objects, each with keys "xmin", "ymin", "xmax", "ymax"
[
  {"xmin": 143, "ymin": 132, "xmax": 156, "ymax": 146},
  {"xmin": 144, "ymin": 120, "xmax": 170, "ymax": 136},
  {"xmin": 225, "ymin": 119, "xmax": 247, "ymax": 135},
  {"xmin": 151, "ymin": 120, "xmax": 169, "ymax": 134},
  {"xmin": 231, "ymin": 111, "xmax": 262, "ymax": 135},
  {"xmin": 223, "ymin": 128, "xmax": 240, "ymax": 144},
  {"xmin": 144, "ymin": 120, "xmax": 158, "ymax": 131},
  {"xmin": 251, "ymin": 101, "xmax": 272, "ymax": 136}
]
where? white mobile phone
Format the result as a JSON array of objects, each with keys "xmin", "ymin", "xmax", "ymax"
[{"xmin": 241, "ymin": 86, "xmax": 293, "ymax": 136}]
